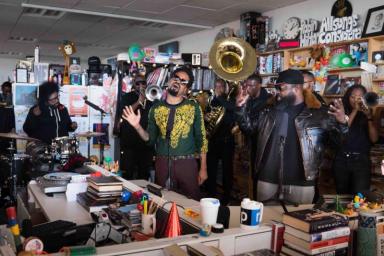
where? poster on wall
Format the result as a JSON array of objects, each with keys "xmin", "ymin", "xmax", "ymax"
[
  {"xmin": 13, "ymin": 84, "xmax": 38, "ymax": 107},
  {"xmin": 13, "ymin": 106, "xmax": 30, "ymax": 152},
  {"xmin": 68, "ymin": 87, "xmax": 88, "ymax": 116}
]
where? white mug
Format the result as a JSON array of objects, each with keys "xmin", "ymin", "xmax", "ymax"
[
  {"xmin": 240, "ymin": 198, "xmax": 263, "ymax": 229},
  {"xmin": 141, "ymin": 213, "xmax": 156, "ymax": 235}
]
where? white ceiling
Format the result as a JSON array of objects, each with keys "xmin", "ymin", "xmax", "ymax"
[{"xmin": 0, "ymin": 0, "xmax": 307, "ymax": 62}]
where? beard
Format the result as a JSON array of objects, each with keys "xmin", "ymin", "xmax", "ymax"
[
  {"xmin": 167, "ymin": 83, "xmax": 180, "ymax": 97},
  {"xmin": 278, "ymin": 92, "xmax": 296, "ymax": 108}
]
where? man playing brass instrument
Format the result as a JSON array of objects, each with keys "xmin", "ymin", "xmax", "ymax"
[
  {"xmin": 119, "ymin": 76, "xmax": 154, "ymax": 180},
  {"xmin": 205, "ymin": 78, "xmax": 236, "ymax": 205},
  {"xmin": 122, "ymin": 67, "xmax": 208, "ymax": 200}
]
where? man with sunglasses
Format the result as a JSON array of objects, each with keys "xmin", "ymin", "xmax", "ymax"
[
  {"xmin": 119, "ymin": 76, "xmax": 154, "ymax": 180},
  {"xmin": 238, "ymin": 69, "xmax": 348, "ymax": 204},
  {"xmin": 122, "ymin": 67, "xmax": 208, "ymax": 200},
  {"xmin": 24, "ymin": 81, "xmax": 77, "ymax": 144}
]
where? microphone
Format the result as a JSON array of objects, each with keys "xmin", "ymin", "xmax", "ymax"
[{"xmin": 83, "ymin": 96, "xmax": 106, "ymax": 114}]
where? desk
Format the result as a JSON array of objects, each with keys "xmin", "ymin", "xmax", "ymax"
[{"xmin": 26, "ymin": 166, "xmax": 273, "ymax": 255}]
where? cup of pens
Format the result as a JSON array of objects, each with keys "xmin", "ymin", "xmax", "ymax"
[{"xmin": 141, "ymin": 198, "xmax": 158, "ymax": 235}]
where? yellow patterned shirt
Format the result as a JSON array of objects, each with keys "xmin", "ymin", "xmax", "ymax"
[{"xmin": 146, "ymin": 99, "xmax": 208, "ymax": 156}]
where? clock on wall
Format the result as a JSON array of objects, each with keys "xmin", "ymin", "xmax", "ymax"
[{"xmin": 283, "ymin": 17, "xmax": 301, "ymax": 40}]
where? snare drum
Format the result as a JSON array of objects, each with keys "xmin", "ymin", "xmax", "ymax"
[{"xmin": 54, "ymin": 136, "xmax": 79, "ymax": 160}]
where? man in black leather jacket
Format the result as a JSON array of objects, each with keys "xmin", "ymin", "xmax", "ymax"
[
  {"xmin": 237, "ymin": 69, "xmax": 348, "ymax": 204},
  {"xmin": 236, "ymin": 74, "xmax": 271, "ymax": 198}
]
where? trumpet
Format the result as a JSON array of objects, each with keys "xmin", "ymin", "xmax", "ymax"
[{"xmin": 145, "ymin": 84, "xmax": 162, "ymax": 101}]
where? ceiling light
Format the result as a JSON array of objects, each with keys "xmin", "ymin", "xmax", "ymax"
[{"xmin": 21, "ymin": 3, "xmax": 212, "ymax": 29}]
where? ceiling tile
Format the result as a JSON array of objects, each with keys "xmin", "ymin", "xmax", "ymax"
[
  {"xmin": 75, "ymin": 0, "xmax": 134, "ymax": 9},
  {"xmin": 124, "ymin": 0, "xmax": 187, "ymax": 14},
  {"xmin": 26, "ymin": 0, "xmax": 80, "ymax": 8},
  {"xmin": 182, "ymin": 0, "xmax": 238, "ymax": 11},
  {"xmin": 161, "ymin": 5, "xmax": 215, "ymax": 21}
]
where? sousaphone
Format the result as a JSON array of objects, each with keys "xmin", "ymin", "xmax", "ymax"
[
  {"xmin": 208, "ymin": 37, "xmax": 257, "ymax": 81},
  {"xmin": 205, "ymin": 37, "xmax": 256, "ymax": 138}
]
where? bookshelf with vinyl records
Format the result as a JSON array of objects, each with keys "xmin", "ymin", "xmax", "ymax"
[{"xmin": 256, "ymin": 35, "xmax": 384, "ymax": 98}]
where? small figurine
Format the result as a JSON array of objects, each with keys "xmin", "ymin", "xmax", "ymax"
[{"xmin": 58, "ymin": 40, "xmax": 76, "ymax": 85}]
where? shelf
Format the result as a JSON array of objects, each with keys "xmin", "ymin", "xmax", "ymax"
[
  {"xmin": 373, "ymin": 78, "xmax": 384, "ymax": 82},
  {"xmin": 259, "ymin": 73, "xmax": 278, "ymax": 77},
  {"xmin": 256, "ymin": 49, "xmax": 284, "ymax": 56},
  {"xmin": 289, "ymin": 67, "xmax": 312, "ymax": 71},
  {"xmin": 327, "ymin": 67, "xmax": 362, "ymax": 73}
]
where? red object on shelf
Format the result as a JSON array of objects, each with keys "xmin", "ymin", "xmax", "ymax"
[
  {"xmin": 279, "ymin": 39, "xmax": 300, "ymax": 49},
  {"xmin": 164, "ymin": 202, "xmax": 182, "ymax": 238}
]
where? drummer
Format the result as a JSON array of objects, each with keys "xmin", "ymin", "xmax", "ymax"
[{"xmin": 23, "ymin": 82, "xmax": 78, "ymax": 144}]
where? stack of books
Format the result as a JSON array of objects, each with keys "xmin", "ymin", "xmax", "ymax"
[
  {"xmin": 77, "ymin": 176, "xmax": 123, "ymax": 212},
  {"xmin": 280, "ymin": 209, "xmax": 350, "ymax": 256}
]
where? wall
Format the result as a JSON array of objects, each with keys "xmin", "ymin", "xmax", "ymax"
[
  {"xmin": 148, "ymin": 0, "xmax": 384, "ymax": 54},
  {"xmin": 0, "ymin": 58, "xmax": 16, "ymax": 83}
]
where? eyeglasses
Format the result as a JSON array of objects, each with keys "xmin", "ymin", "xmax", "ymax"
[
  {"xmin": 48, "ymin": 96, "xmax": 59, "ymax": 102},
  {"xmin": 172, "ymin": 75, "xmax": 189, "ymax": 85}
]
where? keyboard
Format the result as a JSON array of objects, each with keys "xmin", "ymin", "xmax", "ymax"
[{"xmin": 31, "ymin": 220, "xmax": 76, "ymax": 236}]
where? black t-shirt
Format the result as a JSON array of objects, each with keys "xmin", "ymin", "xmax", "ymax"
[
  {"xmin": 259, "ymin": 103, "xmax": 314, "ymax": 186},
  {"xmin": 120, "ymin": 91, "xmax": 152, "ymax": 148},
  {"xmin": 341, "ymin": 111, "xmax": 371, "ymax": 154}
]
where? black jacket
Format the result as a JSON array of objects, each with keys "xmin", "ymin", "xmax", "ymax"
[
  {"xmin": 238, "ymin": 102, "xmax": 348, "ymax": 181},
  {"xmin": 23, "ymin": 104, "xmax": 75, "ymax": 144}
]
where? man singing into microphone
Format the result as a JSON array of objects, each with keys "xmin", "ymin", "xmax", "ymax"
[
  {"xmin": 24, "ymin": 81, "xmax": 77, "ymax": 144},
  {"xmin": 122, "ymin": 67, "xmax": 208, "ymax": 200}
]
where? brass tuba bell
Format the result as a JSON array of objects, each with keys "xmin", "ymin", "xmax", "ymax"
[
  {"xmin": 205, "ymin": 37, "xmax": 256, "ymax": 138},
  {"xmin": 208, "ymin": 37, "xmax": 257, "ymax": 81}
]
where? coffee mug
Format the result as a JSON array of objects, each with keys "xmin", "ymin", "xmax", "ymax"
[
  {"xmin": 240, "ymin": 198, "xmax": 263, "ymax": 229},
  {"xmin": 142, "ymin": 213, "xmax": 156, "ymax": 235}
]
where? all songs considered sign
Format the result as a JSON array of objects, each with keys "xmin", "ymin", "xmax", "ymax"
[
  {"xmin": 318, "ymin": 15, "xmax": 362, "ymax": 44},
  {"xmin": 299, "ymin": 15, "xmax": 362, "ymax": 47}
]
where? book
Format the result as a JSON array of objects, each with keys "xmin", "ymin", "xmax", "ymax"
[
  {"xmin": 88, "ymin": 182, "xmax": 123, "ymax": 192},
  {"xmin": 87, "ymin": 175, "xmax": 122, "ymax": 186},
  {"xmin": 282, "ymin": 209, "xmax": 349, "ymax": 234},
  {"xmin": 86, "ymin": 191, "xmax": 120, "ymax": 202},
  {"xmin": 271, "ymin": 221, "xmax": 285, "ymax": 253},
  {"xmin": 87, "ymin": 186, "xmax": 122, "ymax": 198},
  {"xmin": 285, "ymin": 226, "xmax": 350, "ymax": 242},
  {"xmin": 281, "ymin": 245, "xmax": 348, "ymax": 256},
  {"xmin": 76, "ymin": 192, "xmax": 116, "ymax": 213},
  {"xmin": 284, "ymin": 233, "xmax": 349, "ymax": 250},
  {"xmin": 284, "ymin": 241, "xmax": 348, "ymax": 255}
]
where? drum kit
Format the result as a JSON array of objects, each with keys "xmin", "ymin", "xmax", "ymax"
[{"xmin": 0, "ymin": 131, "xmax": 104, "ymax": 201}]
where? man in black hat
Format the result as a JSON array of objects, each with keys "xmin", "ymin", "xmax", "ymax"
[
  {"xmin": 122, "ymin": 67, "xmax": 208, "ymax": 200},
  {"xmin": 119, "ymin": 76, "xmax": 154, "ymax": 180},
  {"xmin": 237, "ymin": 69, "xmax": 348, "ymax": 204}
]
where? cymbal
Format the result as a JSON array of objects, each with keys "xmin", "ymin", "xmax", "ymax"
[
  {"xmin": 75, "ymin": 131, "xmax": 105, "ymax": 138},
  {"xmin": 0, "ymin": 132, "xmax": 40, "ymax": 141}
]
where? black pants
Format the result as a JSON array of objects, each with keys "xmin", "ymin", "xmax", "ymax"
[
  {"xmin": 333, "ymin": 152, "xmax": 371, "ymax": 194},
  {"xmin": 120, "ymin": 146, "xmax": 153, "ymax": 180},
  {"xmin": 206, "ymin": 138, "xmax": 234, "ymax": 202}
]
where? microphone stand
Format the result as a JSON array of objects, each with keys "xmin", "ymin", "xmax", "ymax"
[
  {"xmin": 84, "ymin": 96, "xmax": 107, "ymax": 163},
  {"xmin": 262, "ymin": 112, "xmax": 298, "ymax": 213}
]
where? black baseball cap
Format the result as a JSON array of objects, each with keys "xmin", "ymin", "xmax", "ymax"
[{"xmin": 276, "ymin": 69, "xmax": 304, "ymax": 85}]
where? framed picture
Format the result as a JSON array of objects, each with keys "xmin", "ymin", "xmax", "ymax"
[
  {"xmin": 362, "ymin": 5, "xmax": 384, "ymax": 37},
  {"xmin": 16, "ymin": 68, "xmax": 28, "ymax": 83},
  {"xmin": 323, "ymin": 74, "xmax": 344, "ymax": 96}
]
